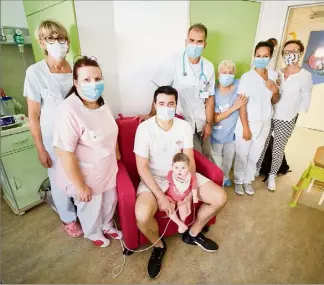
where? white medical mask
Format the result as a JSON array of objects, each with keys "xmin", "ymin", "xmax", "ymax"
[
  {"xmin": 156, "ymin": 106, "xmax": 176, "ymax": 121},
  {"xmin": 284, "ymin": 53, "xmax": 300, "ymax": 66},
  {"xmin": 219, "ymin": 74, "xmax": 235, "ymax": 87},
  {"xmin": 80, "ymin": 81, "xmax": 104, "ymax": 102},
  {"xmin": 185, "ymin": 44, "xmax": 204, "ymax": 59},
  {"xmin": 46, "ymin": 41, "xmax": 68, "ymax": 60}
]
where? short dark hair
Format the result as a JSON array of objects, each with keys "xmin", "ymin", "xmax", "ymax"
[
  {"xmin": 254, "ymin": 41, "xmax": 274, "ymax": 58},
  {"xmin": 282, "ymin": 40, "xmax": 305, "ymax": 54},
  {"xmin": 153, "ymin": 86, "xmax": 178, "ymax": 104},
  {"xmin": 188, "ymin": 23, "xmax": 208, "ymax": 40},
  {"xmin": 173, "ymin": 153, "xmax": 190, "ymax": 165}
]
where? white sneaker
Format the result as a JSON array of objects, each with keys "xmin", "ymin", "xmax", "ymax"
[
  {"xmin": 234, "ymin": 184, "xmax": 244, "ymax": 196},
  {"xmin": 243, "ymin": 183, "xmax": 255, "ymax": 196},
  {"xmin": 267, "ymin": 174, "xmax": 276, "ymax": 191}
]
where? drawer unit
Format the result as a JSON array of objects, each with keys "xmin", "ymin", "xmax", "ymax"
[{"xmin": 1, "ymin": 131, "xmax": 34, "ymax": 155}]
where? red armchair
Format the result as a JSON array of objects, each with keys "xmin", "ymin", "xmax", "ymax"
[{"xmin": 116, "ymin": 115, "xmax": 224, "ymax": 251}]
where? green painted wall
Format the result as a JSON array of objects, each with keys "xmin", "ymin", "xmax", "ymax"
[
  {"xmin": 23, "ymin": 0, "xmax": 81, "ymax": 64},
  {"xmin": 190, "ymin": 0, "xmax": 261, "ymax": 78}
]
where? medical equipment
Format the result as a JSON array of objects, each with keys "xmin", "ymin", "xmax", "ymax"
[
  {"xmin": 0, "ymin": 114, "xmax": 26, "ymax": 129},
  {"xmin": 112, "ymin": 205, "xmax": 196, "ymax": 279},
  {"xmin": 182, "ymin": 52, "xmax": 208, "ymax": 84}
]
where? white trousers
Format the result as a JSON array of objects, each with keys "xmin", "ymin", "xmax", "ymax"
[
  {"xmin": 73, "ymin": 188, "xmax": 117, "ymax": 241},
  {"xmin": 44, "ymin": 138, "xmax": 77, "ymax": 223},
  {"xmin": 234, "ymin": 123, "xmax": 271, "ymax": 184},
  {"xmin": 211, "ymin": 141, "xmax": 235, "ymax": 181}
]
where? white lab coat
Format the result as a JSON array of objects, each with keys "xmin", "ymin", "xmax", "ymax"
[
  {"xmin": 152, "ymin": 52, "xmax": 215, "ymax": 133},
  {"xmin": 234, "ymin": 69, "xmax": 278, "ymax": 184},
  {"xmin": 24, "ymin": 60, "xmax": 76, "ymax": 223}
]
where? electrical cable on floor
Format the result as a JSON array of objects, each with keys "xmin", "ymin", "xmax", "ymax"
[{"xmin": 112, "ymin": 205, "xmax": 196, "ymax": 279}]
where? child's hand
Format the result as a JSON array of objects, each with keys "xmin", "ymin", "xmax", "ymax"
[{"xmin": 192, "ymin": 189, "xmax": 199, "ymax": 204}]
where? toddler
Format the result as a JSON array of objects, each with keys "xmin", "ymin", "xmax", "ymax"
[{"xmin": 165, "ymin": 153, "xmax": 199, "ymax": 233}]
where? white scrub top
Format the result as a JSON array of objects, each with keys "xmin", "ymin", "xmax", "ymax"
[
  {"xmin": 152, "ymin": 52, "xmax": 215, "ymax": 133},
  {"xmin": 24, "ymin": 60, "xmax": 73, "ymax": 144},
  {"xmin": 235, "ymin": 68, "xmax": 278, "ymax": 136}
]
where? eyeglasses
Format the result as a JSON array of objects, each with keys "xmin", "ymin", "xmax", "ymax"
[
  {"xmin": 45, "ymin": 35, "xmax": 67, "ymax": 44},
  {"xmin": 283, "ymin": 49, "xmax": 301, "ymax": 56},
  {"xmin": 73, "ymin": 55, "xmax": 98, "ymax": 65}
]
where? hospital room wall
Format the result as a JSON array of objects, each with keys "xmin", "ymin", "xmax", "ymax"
[
  {"xmin": 189, "ymin": 0, "xmax": 261, "ymax": 78},
  {"xmin": 74, "ymin": 1, "xmax": 189, "ymax": 117}
]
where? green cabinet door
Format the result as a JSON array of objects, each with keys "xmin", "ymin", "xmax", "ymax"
[
  {"xmin": 1, "ymin": 147, "xmax": 48, "ymax": 209},
  {"xmin": 25, "ymin": 0, "xmax": 81, "ymax": 63},
  {"xmin": 23, "ymin": 0, "xmax": 64, "ymax": 16},
  {"xmin": 190, "ymin": 0, "xmax": 261, "ymax": 77}
]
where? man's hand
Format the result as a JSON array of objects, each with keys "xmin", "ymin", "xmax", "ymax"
[
  {"xmin": 77, "ymin": 184, "xmax": 92, "ymax": 202},
  {"xmin": 201, "ymin": 123, "xmax": 212, "ymax": 142},
  {"xmin": 38, "ymin": 149, "xmax": 52, "ymax": 168},
  {"xmin": 265, "ymin": 79, "xmax": 279, "ymax": 94},
  {"xmin": 157, "ymin": 194, "xmax": 175, "ymax": 216},
  {"xmin": 233, "ymin": 94, "xmax": 248, "ymax": 111},
  {"xmin": 243, "ymin": 127, "xmax": 252, "ymax": 141},
  {"xmin": 134, "ymin": 114, "xmax": 152, "ymax": 123}
]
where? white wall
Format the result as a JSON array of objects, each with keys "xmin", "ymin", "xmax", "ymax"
[
  {"xmin": 1, "ymin": 0, "xmax": 28, "ymax": 28},
  {"xmin": 74, "ymin": 0, "xmax": 189, "ymax": 117}
]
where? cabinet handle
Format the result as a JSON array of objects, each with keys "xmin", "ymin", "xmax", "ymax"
[
  {"xmin": 13, "ymin": 177, "xmax": 22, "ymax": 190},
  {"xmin": 13, "ymin": 139, "xmax": 28, "ymax": 145}
]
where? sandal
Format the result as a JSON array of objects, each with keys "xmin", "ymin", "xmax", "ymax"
[{"xmin": 62, "ymin": 221, "xmax": 83, "ymax": 238}]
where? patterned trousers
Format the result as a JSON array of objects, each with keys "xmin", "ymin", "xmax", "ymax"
[{"xmin": 257, "ymin": 116, "xmax": 297, "ymax": 176}]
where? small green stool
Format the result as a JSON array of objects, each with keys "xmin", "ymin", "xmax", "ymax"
[{"xmin": 289, "ymin": 146, "xmax": 324, "ymax": 208}]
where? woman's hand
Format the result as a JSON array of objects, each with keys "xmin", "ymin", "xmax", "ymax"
[
  {"xmin": 77, "ymin": 185, "xmax": 92, "ymax": 202},
  {"xmin": 265, "ymin": 79, "xmax": 279, "ymax": 94},
  {"xmin": 157, "ymin": 194, "xmax": 174, "ymax": 216},
  {"xmin": 233, "ymin": 94, "xmax": 248, "ymax": 110},
  {"xmin": 38, "ymin": 149, "xmax": 52, "ymax": 168},
  {"xmin": 134, "ymin": 114, "xmax": 152, "ymax": 123},
  {"xmin": 243, "ymin": 127, "xmax": 252, "ymax": 141}
]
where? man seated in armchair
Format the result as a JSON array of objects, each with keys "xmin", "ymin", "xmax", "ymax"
[{"xmin": 134, "ymin": 85, "xmax": 227, "ymax": 279}]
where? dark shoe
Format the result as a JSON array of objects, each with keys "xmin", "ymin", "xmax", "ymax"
[
  {"xmin": 182, "ymin": 230, "xmax": 218, "ymax": 252},
  {"xmin": 147, "ymin": 239, "xmax": 167, "ymax": 278}
]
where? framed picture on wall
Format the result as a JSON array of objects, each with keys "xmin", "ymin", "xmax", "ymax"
[{"xmin": 302, "ymin": 30, "xmax": 324, "ymax": 85}]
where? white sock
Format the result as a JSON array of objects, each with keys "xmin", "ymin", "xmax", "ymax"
[{"xmin": 189, "ymin": 229, "xmax": 197, "ymax": 237}]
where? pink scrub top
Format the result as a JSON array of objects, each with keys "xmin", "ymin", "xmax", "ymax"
[{"xmin": 53, "ymin": 94, "xmax": 118, "ymax": 196}]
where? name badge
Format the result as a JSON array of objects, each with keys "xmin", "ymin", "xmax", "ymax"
[
  {"xmin": 199, "ymin": 91, "xmax": 209, "ymax": 99},
  {"xmin": 213, "ymin": 125, "xmax": 222, "ymax": 130}
]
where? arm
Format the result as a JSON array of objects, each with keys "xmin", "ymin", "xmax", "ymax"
[
  {"xmin": 299, "ymin": 74, "xmax": 313, "ymax": 113},
  {"xmin": 55, "ymin": 148, "xmax": 91, "ymax": 202},
  {"xmin": 136, "ymin": 155, "xmax": 174, "ymax": 214},
  {"xmin": 116, "ymin": 142, "xmax": 121, "ymax": 160},
  {"xmin": 183, "ymin": 148, "xmax": 198, "ymax": 203},
  {"xmin": 202, "ymin": 96, "xmax": 214, "ymax": 141},
  {"xmin": 271, "ymin": 88, "xmax": 280, "ymax": 104},
  {"xmin": 239, "ymin": 104, "xmax": 252, "ymax": 141},
  {"xmin": 27, "ymin": 98, "xmax": 52, "ymax": 168}
]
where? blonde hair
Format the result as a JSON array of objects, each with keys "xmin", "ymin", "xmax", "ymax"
[
  {"xmin": 218, "ymin": 60, "xmax": 236, "ymax": 74},
  {"xmin": 35, "ymin": 20, "xmax": 69, "ymax": 55}
]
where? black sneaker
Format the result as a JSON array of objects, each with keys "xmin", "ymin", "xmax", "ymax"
[
  {"xmin": 147, "ymin": 239, "xmax": 167, "ymax": 278},
  {"xmin": 182, "ymin": 230, "xmax": 218, "ymax": 252}
]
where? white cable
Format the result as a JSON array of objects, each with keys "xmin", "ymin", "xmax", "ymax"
[{"xmin": 112, "ymin": 205, "xmax": 196, "ymax": 279}]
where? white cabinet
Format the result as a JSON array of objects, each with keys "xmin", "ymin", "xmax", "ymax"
[{"xmin": 1, "ymin": 126, "xmax": 47, "ymax": 215}]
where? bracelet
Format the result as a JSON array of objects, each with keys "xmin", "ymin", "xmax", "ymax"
[{"xmin": 206, "ymin": 121, "xmax": 213, "ymax": 126}]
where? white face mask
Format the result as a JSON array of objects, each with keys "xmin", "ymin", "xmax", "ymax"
[{"xmin": 46, "ymin": 41, "xmax": 68, "ymax": 60}]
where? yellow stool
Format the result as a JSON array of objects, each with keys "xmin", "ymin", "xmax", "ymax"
[{"xmin": 289, "ymin": 146, "xmax": 324, "ymax": 208}]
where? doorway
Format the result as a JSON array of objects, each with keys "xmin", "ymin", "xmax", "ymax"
[{"xmin": 277, "ymin": 4, "xmax": 324, "ymax": 132}]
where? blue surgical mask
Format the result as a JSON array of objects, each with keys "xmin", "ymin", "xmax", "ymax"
[
  {"xmin": 185, "ymin": 44, "xmax": 204, "ymax": 59},
  {"xmin": 156, "ymin": 106, "xmax": 176, "ymax": 121},
  {"xmin": 80, "ymin": 81, "xmax": 104, "ymax": 102},
  {"xmin": 253, "ymin": 57, "xmax": 270, "ymax": 69},
  {"xmin": 219, "ymin": 74, "xmax": 235, "ymax": 87}
]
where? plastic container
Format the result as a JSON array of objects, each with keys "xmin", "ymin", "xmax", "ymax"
[{"xmin": 0, "ymin": 97, "xmax": 15, "ymax": 116}]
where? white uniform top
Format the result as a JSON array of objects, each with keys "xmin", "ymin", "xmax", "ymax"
[
  {"xmin": 273, "ymin": 68, "xmax": 313, "ymax": 121},
  {"xmin": 24, "ymin": 60, "xmax": 72, "ymax": 144},
  {"xmin": 152, "ymin": 52, "xmax": 215, "ymax": 133},
  {"xmin": 235, "ymin": 68, "xmax": 278, "ymax": 137}
]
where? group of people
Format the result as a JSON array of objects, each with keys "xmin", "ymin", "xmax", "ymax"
[{"xmin": 23, "ymin": 19, "xmax": 312, "ymax": 279}]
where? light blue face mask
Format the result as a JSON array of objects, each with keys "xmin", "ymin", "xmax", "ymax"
[
  {"xmin": 80, "ymin": 81, "xmax": 104, "ymax": 102},
  {"xmin": 219, "ymin": 74, "xmax": 235, "ymax": 87},
  {"xmin": 156, "ymin": 106, "xmax": 176, "ymax": 121},
  {"xmin": 253, "ymin": 57, "xmax": 270, "ymax": 69},
  {"xmin": 185, "ymin": 44, "xmax": 204, "ymax": 59}
]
